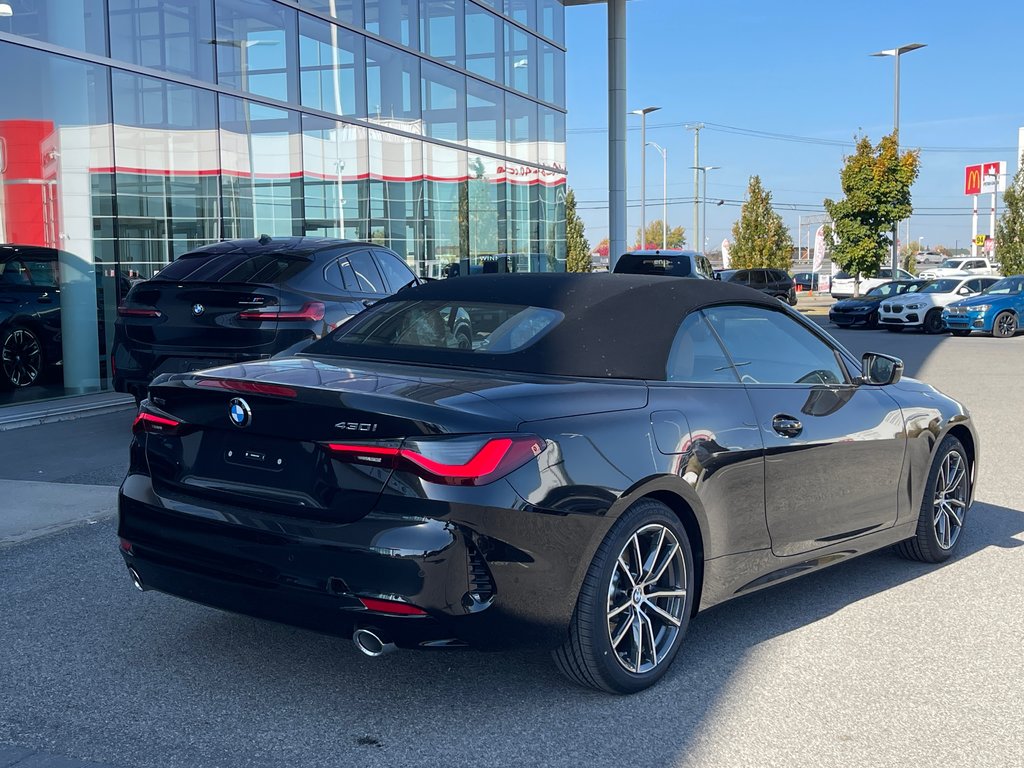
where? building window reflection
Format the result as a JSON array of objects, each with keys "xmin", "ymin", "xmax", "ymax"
[
  {"xmin": 366, "ymin": 40, "xmax": 421, "ymax": 125},
  {"xmin": 365, "ymin": 0, "xmax": 418, "ymax": 50},
  {"xmin": 299, "ymin": 13, "xmax": 366, "ymax": 118},
  {"xmin": 420, "ymin": 0, "xmax": 464, "ymax": 67},
  {"xmin": 505, "ymin": 91, "xmax": 536, "ymax": 164},
  {"xmin": 302, "ymin": 114, "xmax": 369, "ymax": 240},
  {"xmin": 108, "ymin": 0, "xmax": 215, "ymax": 82},
  {"xmin": 465, "ymin": 3, "xmax": 502, "ymax": 84},
  {"xmin": 0, "ymin": 0, "xmax": 107, "ymax": 56},
  {"xmin": 214, "ymin": 0, "xmax": 298, "ymax": 103},
  {"xmin": 423, "ymin": 143, "xmax": 467, "ymax": 276},
  {"xmin": 368, "ymin": 129, "xmax": 422, "ymax": 263},
  {"xmin": 421, "ymin": 61, "xmax": 466, "ymax": 144},
  {"xmin": 298, "ymin": 0, "xmax": 363, "ymax": 27},
  {"xmin": 504, "ymin": 22, "xmax": 535, "ymax": 96}
]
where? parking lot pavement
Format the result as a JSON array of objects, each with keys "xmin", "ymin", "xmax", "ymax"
[{"xmin": 1, "ymin": 331, "xmax": 1023, "ymax": 768}]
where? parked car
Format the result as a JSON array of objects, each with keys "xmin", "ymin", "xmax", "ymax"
[
  {"xmin": 718, "ymin": 268, "xmax": 796, "ymax": 305},
  {"xmin": 919, "ymin": 257, "xmax": 999, "ymax": 279},
  {"xmin": 120, "ymin": 273, "xmax": 978, "ymax": 694},
  {"xmin": 612, "ymin": 250, "xmax": 714, "ymax": 279},
  {"xmin": 942, "ymin": 274, "xmax": 1024, "ymax": 338},
  {"xmin": 792, "ymin": 272, "xmax": 821, "ymax": 292},
  {"xmin": 830, "ymin": 267, "xmax": 915, "ymax": 298},
  {"xmin": 112, "ymin": 237, "xmax": 419, "ymax": 402},
  {"xmin": 878, "ymin": 276, "xmax": 1000, "ymax": 333},
  {"xmin": 829, "ymin": 279, "xmax": 930, "ymax": 329}
]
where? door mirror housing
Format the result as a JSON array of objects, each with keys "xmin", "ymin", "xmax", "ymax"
[
  {"xmin": 958, "ymin": 286, "xmax": 971, "ymax": 295},
  {"xmin": 861, "ymin": 352, "xmax": 904, "ymax": 386}
]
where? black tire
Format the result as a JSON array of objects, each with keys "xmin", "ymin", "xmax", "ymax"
[
  {"xmin": 897, "ymin": 435, "xmax": 970, "ymax": 563},
  {"xmin": 923, "ymin": 308, "xmax": 944, "ymax": 334},
  {"xmin": 0, "ymin": 324, "xmax": 44, "ymax": 389},
  {"xmin": 865, "ymin": 312, "xmax": 879, "ymax": 329},
  {"xmin": 950, "ymin": 329, "xmax": 972, "ymax": 337},
  {"xmin": 553, "ymin": 499, "xmax": 695, "ymax": 694},
  {"xmin": 885, "ymin": 326, "xmax": 903, "ymax": 333},
  {"xmin": 992, "ymin": 311, "xmax": 1018, "ymax": 339}
]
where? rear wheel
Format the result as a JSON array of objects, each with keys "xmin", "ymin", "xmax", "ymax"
[
  {"xmin": 923, "ymin": 308, "xmax": 944, "ymax": 334},
  {"xmin": 897, "ymin": 435, "xmax": 970, "ymax": 563},
  {"xmin": 0, "ymin": 325, "xmax": 44, "ymax": 389},
  {"xmin": 992, "ymin": 311, "xmax": 1017, "ymax": 338},
  {"xmin": 553, "ymin": 499, "xmax": 694, "ymax": 694}
]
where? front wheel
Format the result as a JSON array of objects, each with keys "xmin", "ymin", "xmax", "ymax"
[
  {"xmin": 553, "ymin": 499, "xmax": 695, "ymax": 694},
  {"xmin": 992, "ymin": 311, "xmax": 1018, "ymax": 338},
  {"xmin": 923, "ymin": 308, "xmax": 944, "ymax": 334},
  {"xmin": 0, "ymin": 325, "xmax": 44, "ymax": 389},
  {"xmin": 897, "ymin": 435, "xmax": 970, "ymax": 563}
]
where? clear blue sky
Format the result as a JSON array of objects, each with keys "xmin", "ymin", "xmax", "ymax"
[{"xmin": 564, "ymin": 0, "xmax": 1023, "ymax": 253}]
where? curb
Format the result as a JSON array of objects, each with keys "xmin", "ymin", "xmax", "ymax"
[{"xmin": 0, "ymin": 394, "xmax": 135, "ymax": 432}]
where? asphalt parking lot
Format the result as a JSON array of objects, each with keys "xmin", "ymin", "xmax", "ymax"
[{"xmin": 2, "ymin": 319, "xmax": 1023, "ymax": 768}]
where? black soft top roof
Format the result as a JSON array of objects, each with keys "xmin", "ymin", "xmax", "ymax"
[{"xmin": 323, "ymin": 273, "xmax": 781, "ymax": 380}]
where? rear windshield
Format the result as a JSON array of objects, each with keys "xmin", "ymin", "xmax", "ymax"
[
  {"xmin": 313, "ymin": 300, "xmax": 563, "ymax": 356},
  {"xmin": 614, "ymin": 254, "xmax": 692, "ymax": 277},
  {"xmin": 152, "ymin": 252, "xmax": 309, "ymax": 284}
]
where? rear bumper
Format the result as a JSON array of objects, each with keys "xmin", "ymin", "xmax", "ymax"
[{"xmin": 117, "ymin": 473, "xmax": 599, "ymax": 650}]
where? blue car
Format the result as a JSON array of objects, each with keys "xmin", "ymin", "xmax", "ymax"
[{"xmin": 942, "ymin": 275, "xmax": 1024, "ymax": 338}]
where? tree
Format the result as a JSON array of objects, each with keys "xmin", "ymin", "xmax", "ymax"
[
  {"xmin": 729, "ymin": 176, "xmax": 794, "ymax": 270},
  {"xmin": 634, "ymin": 220, "xmax": 685, "ymax": 250},
  {"xmin": 995, "ymin": 152, "xmax": 1024, "ymax": 276},
  {"xmin": 564, "ymin": 187, "xmax": 591, "ymax": 273},
  {"xmin": 823, "ymin": 134, "xmax": 920, "ymax": 296},
  {"xmin": 899, "ymin": 240, "xmax": 920, "ymax": 274},
  {"xmin": 593, "ymin": 238, "xmax": 610, "ymax": 258}
]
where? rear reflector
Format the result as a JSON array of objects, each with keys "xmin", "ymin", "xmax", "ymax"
[
  {"xmin": 239, "ymin": 301, "xmax": 326, "ymax": 322},
  {"xmin": 196, "ymin": 379, "xmax": 297, "ymax": 398},
  {"xmin": 325, "ymin": 434, "xmax": 546, "ymax": 486},
  {"xmin": 358, "ymin": 597, "xmax": 427, "ymax": 616},
  {"xmin": 132, "ymin": 411, "xmax": 183, "ymax": 435},
  {"xmin": 117, "ymin": 305, "xmax": 162, "ymax": 318}
]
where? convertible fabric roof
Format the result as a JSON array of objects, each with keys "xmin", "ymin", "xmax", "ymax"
[{"xmin": 323, "ymin": 273, "xmax": 781, "ymax": 380}]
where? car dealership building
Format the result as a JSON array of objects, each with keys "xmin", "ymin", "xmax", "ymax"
[{"xmin": 0, "ymin": 0, "xmax": 568, "ymax": 405}]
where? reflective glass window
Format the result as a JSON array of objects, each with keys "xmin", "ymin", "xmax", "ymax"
[
  {"xmin": 108, "ymin": 0, "xmax": 214, "ymax": 81},
  {"xmin": 343, "ymin": 250, "xmax": 386, "ymax": 293},
  {"xmin": 298, "ymin": 0, "xmax": 363, "ymax": 27},
  {"xmin": 302, "ymin": 114, "xmax": 369, "ymax": 240},
  {"xmin": 504, "ymin": 23, "xmax": 535, "ymax": 96},
  {"xmin": 214, "ymin": 0, "xmax": 298, "ymax": 103},
  {"xmin": 506, "ymin": 169, "xmax": 534, "ymax": 262},
  {"xmin": 368, "ymin": 130, "xmax": 423, "ymax": 265},
  {"xmin": 112, "ymin": 72, "xmax": 220, "ymax": 278},
  {"xmin": 219, "ymin": 96, "xmax": 304, "ymax": 239},
  {"xmin": 420, "ymin": 0, "xmax": 463, "ymax": 66},
  {"xmin": 366, "ymin": 40, "xmax": 421, "ymax": 125},
  {"xmin": 538, "ymin": 41, "xmax": 564, "ymax": 106},
  {"xmin": 537, "ymin": 105, "xmax": 565, "ymax": 169},
  {"xmin": 666, "ymin": 312, "xmax": 738, "ymax": 383},
  {"xmin": 465, "ymin": 4, "xmax": 502, "ymax": 84},
  {"xmin": 467, "ymin": 79, "xmax": 503, "ymax": 154},
  {"xmin": 423, "ymin": 144, "xmax": 467, "ymax": 274},
  {"xmin": 538, "ymin": 0, "xmax": 564, "ymax": 44},
  {"xmin": 0, "ymin": 0, "xmax": 107, "ymax": 56},
  {"xmin": 467, "ymin": 155, "xmax": 506, "ymax": 270},
  {"xmin": 475, "ymin": 0, "xmax": 502, "ymax": 10},
  {"xmin": 299, "ymin": 13, "xmax": 366, "ymax": 118},
  {"xmin": 374, "ymin": 249, "xmax": 418, "ymax": 290},
  {"xmin": 365, "ymin": 0, "xmax": 418, "ymax": 49},
  {"xmin": 505, "ymin": 92, "xmax": 536, "ymax": 164},
  {"xmin": 421, "ymin": 61, "xmax": 466, "ymax": 143},
  {"xmin": 536, "ymin": 173, "xmax": 564, "ymax": 272},
  {"xmin": 505, "ymin": 0, "xmax": 535, "ymax": 27}
]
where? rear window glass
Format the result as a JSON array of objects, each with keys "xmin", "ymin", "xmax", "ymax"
[
  {"xmin": 152, "ymin": 252, "xmax": 309, "ymax": 284},
  {"xmin": 316, "ymin": 300, "xmax": 563, "ymax": 355},
  {"xmin": 614, "ymin": 254, "xmax": 693, "ymax": 277}
]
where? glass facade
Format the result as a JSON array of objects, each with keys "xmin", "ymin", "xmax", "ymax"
[{"xmin": 0, "ymin": 0, "xmax": 565, "ymax": 406}]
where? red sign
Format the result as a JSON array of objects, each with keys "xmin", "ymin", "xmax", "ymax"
[
  {"xmin": 964, "ymin": 164, "xmax": 982, "ymax": 196},
  {"xmin": 983, "ymin": 162, "xmax": 1001, "ymax": 179}
]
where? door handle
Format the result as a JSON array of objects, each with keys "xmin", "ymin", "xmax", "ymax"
[{"xmin": 771, "ymin": 415, "xmax": 803, "ymax": 438}]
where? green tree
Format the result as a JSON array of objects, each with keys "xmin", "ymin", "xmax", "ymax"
[
  {"xmin": 823, "ymin": 134, "xmax": 920, "ymax": 296},
  {"xmin": 634, "ymin": 220, "xmax": 686, "ymax": 249},
  {"xmin": 564, "ymin": 187, "xmax": 591, "ymax": 273},
  {"xmin": 995, "ymin": 152, "xmax": 1024, "ymax": 276},
  {"xmin": 729, "ymin": 175, "xmax": 794, "ymax": 269}
]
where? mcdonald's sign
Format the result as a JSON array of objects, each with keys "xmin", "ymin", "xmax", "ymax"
[{"xmin": 964, "ymin": 164, "xmax": 982, "ymax": 196}]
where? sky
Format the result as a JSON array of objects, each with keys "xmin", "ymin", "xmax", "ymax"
[{"xmin": 563, "ymin": 0, "xmax": 1024, "ymax": 255}]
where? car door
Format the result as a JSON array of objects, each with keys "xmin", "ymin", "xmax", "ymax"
[{"xmin": 703, "ymin": 303, "xmax": 907, "ymax": 557}]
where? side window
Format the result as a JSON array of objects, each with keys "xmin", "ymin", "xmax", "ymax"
[
  {"xmin": 340, "ymin": 250, "xmax": 385, "ymax": 294},
  {"xmin": 703, "ymin": 304, "xmax": 847, "ymax": 386},
  {"xmin": 750, "ymin": 270, "xmax": 767, "ymax": 287},
  {"xmin": 374, "ymin": 250, "xmax": 417, "ymax": 292},
  {"xmin": 699, "ymin": 256, "xmax": 713, "ymax": 279},
  {"xmin": 965, "ymin": 279, "xmax": 983, "ymax": 293},
  {"xmin": 732, "ymin": 270, "xmax": 750, "ymax": 284},
  {"xmin": 878, "ymin": 269, "xmax": 892, "ymax": 279},
  {"xmin": 666, "ymin": 312, "xmax": 739, "ymax": 384},
  {"xmin": 24, "ymin": 255, "xmax": 59, "ymax": 288},
  {"xmin": 0, "ymin": 258, "xmax": 32, "ymax": 286}
]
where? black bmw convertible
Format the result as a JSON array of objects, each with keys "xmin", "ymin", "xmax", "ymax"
[{"xmin": 119, "ymin": 274, "xmax": 978, "ymax": 693}]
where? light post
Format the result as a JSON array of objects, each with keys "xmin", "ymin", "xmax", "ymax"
[
  {"xmin": 871, "ymin": 42, "xmax": 926, "ymax": 273},
  {"xmin": 631, "ymin": 106, "xmax": 660, "ymax": 248},
  {"xmin": 691, "ymin": 165, "xmax": 720, "ymax": 254},
  {"xmin": 646, "ymin": 141, "xmax": 668, "ymax": 248}
]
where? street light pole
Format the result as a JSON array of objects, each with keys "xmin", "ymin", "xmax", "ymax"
[
  {"xmin": 685, "ymin": 123, "xmax": 704, "ymax": 250},
  {"xmin": 631, "ymin": 107, "xmax": 660, "ymax": 248},
  {"xmin": 871, "ymin": 42, "xmax": 926, "ymax": 274},
  {"xmin": 647, "ymin": 141, "xmax": 668, "ymax": 248},
  {"xmin": 691, "ymin": 165, "xmax": 720, "ymax": 255}
]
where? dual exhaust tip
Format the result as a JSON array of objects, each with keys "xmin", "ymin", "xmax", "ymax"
[{"xmin": 352, "ymin": 627, "xmax": 397, "ymax": 657}]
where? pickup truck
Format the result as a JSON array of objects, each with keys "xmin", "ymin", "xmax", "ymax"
[
  {"xmin": 830, "ymin": 267, "xmax": 915, "ymax": 298},
  {"xmin": 918, "ymin": 257, "xmax": 999, "ymax": 279}
]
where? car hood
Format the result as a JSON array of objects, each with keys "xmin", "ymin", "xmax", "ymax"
[
  {"xmin": 833, "ymin": 296, "xmax": 883, "ymax": 309},
  {"xmin": 946, "ymin": 294, "xmax": 1005, "ymax": 310}
]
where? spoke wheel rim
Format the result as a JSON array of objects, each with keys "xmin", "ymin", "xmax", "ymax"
[
  {"xmin": 1, "ymin": 329, "xmax": 42, "ymax": 387},
  {"xmin": 997, "ymin": 313, "xmax": 1016, "ymax": 336},
  {"xmin": 933, "ymin": 450, "xmax": 968, "ymax": 550},
  {"xmin": 606, "ymin": 523, "xmax": 687, "ymax": 675}
]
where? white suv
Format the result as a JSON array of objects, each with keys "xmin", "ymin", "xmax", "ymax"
[
  {"xmin": 831, "ymin": 267, "xmax": 914, "ymax": 298},
  {"xmin": 878, "ymin": 276, "xmax": 1000, "ymax": 333}
]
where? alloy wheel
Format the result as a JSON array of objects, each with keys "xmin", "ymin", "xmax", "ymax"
[
  {"xmin": 606, "ymin": 523, "xmax": 687, "ymax": 674},
  {"xmin": 994, "ymin": 312, "xmax": 1017, "ymax": 338},
  {"xmin": 1, "ymin": 328, "xmax": 42, "ymax": 388},
  {"xmin": 933, "ymin": 450, "xmax": 968, "ymax": 550}
]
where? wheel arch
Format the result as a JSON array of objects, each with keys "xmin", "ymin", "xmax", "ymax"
[{"xmin": 945, "ymin": 423, "xmax": 977, "ymax": 500}]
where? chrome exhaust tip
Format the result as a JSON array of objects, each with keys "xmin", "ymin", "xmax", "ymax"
[
  {"xmin": 353, "ymin": 627, "xmax": 397, "ymax": 657},
  {"xmin": 127, "ymin": 567, "xmax": 145, "ymax": 592}
]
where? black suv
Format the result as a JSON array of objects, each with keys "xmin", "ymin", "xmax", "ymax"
[
  {"xmin": 112, "ymin": 237, "xmax": 419, "ymax": 401},
  {"xmin": 612, "ymin": 250, "xmax": 714, "ymax": 279},
  {"xmin": 718, "ymin": 268, "xmax": 797, "ymax": 305}
]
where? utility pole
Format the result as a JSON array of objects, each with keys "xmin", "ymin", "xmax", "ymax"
[{"xmin": 686, "ymin": 123, "xmax": 704, "ymax": 250}]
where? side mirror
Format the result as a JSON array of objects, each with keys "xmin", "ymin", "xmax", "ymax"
[
  {"xmin": 958, "ymin": 287, "xmax": 971, "ymax": 295},
  {"xmin": 861, "ymin": 352, "xmax": 903, "ymax": 386}
]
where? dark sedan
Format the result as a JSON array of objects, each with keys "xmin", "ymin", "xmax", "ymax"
[
  {"xmin": 112, "ymin": 237, "xmax": 418, "ymax": 402},
  {"xmin": 119, "ymin": 274, "xmax": 978, "ymax": 694},
  {"xmin": 829, "ymin": 279, "xmax": 931, "ymax": 328}
]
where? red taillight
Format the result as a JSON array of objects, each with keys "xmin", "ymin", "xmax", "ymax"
[
  {"xmin": 117, "ymin": 305, "xmax": 161, "ymax": 318},
  {"xmin": 132, "ymin": 411, "xmax": 182, "ymax": 435},
  {"xmin": 358, "ymin": 597, "xmax": 427, "ymax": 616},
  {"xmin": 196, "ymin": 379, "xmax": 297, "ymax": 398},
  {"xmin": 119, "ymin": 537, "xmax": 133, "ymax": 554},
  {"xmin": 239, "ymin": 302, "xmax": 326, "ymax": 322},
  {"xmin": 325, "ymin": 435, "xmax": 546, "ymax": 486}
]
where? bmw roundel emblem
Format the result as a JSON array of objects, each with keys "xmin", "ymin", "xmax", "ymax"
[
  {"xmin": 192, "ymin": 303, "xmax": 205, "ymax": 317},
  {"xmin": 228, "ymin": 398, "xmax": 252, "ymax": 428}
]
